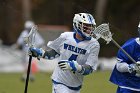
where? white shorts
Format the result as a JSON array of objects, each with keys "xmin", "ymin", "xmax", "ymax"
[{"xmin": 52, "ymin": 83, "xmax": 80, "ymax": 93}]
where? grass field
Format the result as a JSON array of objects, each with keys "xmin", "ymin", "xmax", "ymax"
[{"xmin": 0, "ymin": 71, "xmax": 117, "ymax": 93}]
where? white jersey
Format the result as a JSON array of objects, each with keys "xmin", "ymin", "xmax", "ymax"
[{"xmin": 47, "ymin": 32, "xmax": 100, "ymax": 87}]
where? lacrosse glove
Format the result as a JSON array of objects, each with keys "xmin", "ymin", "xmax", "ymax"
[
  {"xmin": 128, "ymin": 61, "xmax": 140, "ymax": 77},
  {"xmin": 29, "ymin": 47, "xmax": 45, "ymax": 59},
  {"xmin": 58, "ymin": 60, "xmax": 82, "ymax": 73}
]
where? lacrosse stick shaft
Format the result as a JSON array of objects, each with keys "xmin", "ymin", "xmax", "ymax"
[
  {"xmin": 24, "ymin": 55, "xmax": 32, "ymax": 93},
  {"xmin": 111, "ymin": 38, "xmax": 137, "ymax": 63}
]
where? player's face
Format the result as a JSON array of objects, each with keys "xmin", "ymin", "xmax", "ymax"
[{"xmin": 82, "ymin": 23, "xmax": 96, "ymax": 36}]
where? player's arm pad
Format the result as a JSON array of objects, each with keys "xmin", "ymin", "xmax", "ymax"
[
  {"xmin": 116, "ymin": 62, "xmax": 129, "ymax": 72},
  {"xmin": 43, "ymin": 49, "xmax": 60, "ymax": 60},
  {"xmin": 116, "ymin": 61, "xmax": 140, "ymax": 74},
  {"xmin": 79, "ymin": 64, "xmax": 93, "ymax": 75}
]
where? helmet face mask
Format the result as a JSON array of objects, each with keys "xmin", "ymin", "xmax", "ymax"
[
  {"xmin": 73, "ymin": 13, "xmax": 96, "ymax": 40},
  {"xmin": 79, "ymin": 22, "xmax": 96, "ymax": 37}
]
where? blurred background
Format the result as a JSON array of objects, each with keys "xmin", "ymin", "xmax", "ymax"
[{"xmin": 0, "ymin": 0, "xmax": 140, "ymax": 93}]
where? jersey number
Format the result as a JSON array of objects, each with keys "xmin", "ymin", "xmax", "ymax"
[{"xmin": 68, "ymin": 54, "xmax": 78, "ymax": 61}]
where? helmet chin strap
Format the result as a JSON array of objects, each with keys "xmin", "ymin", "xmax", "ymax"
[{"xmin": 73, "ymin": 28, "xmax": 91, "ymax": 40}]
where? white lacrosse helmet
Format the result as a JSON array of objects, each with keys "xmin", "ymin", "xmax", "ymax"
[
  {"xmin": 138, "ymin": 22, "xmax": 140, "ymax": 38},
  {"xmin": 24, "ymin": 20, "xmax": 35, "ymax": 29},
  {"xmin": 73, "ymin": 13, "xmax": 96, "ymax": 40},
  {"xmin": 138, "ymin": 22, "xmax": 140, "ymax": 28}
]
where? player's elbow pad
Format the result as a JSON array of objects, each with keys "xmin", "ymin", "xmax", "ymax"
[
  {"xmin": 79, "ymin": 65, "xmax": 93, "ymax": 75},
  {"xmin": 43, "ymin": 49, "xmax": 60, "ymax": 60}
]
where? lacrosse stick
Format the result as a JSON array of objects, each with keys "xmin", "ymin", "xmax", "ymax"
[
  {"xmin": 24, "ymin": 25, "xmax": 37, "ymax": 93},
  {"xmin": 93, "ymin": 23, "xmax": 137, "ymax": 64}
]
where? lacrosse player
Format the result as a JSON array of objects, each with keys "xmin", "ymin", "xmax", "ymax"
[
  {"xmin": 110, "ymin": 22, "xmax": 140, "ymax": 93},
  {"xmin": 29, "ymin": 13, "xmax": 100, "ymax": 93},
  {"xmin": 15, "ymin": 20, "xmax": 45, "ymax": 82}
]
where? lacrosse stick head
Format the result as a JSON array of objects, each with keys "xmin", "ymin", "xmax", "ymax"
[
  {"xmin": 24, "ymin": 25, "xmax": 38, "ymax": 47},
  {"xmin": 92, "ymin": 23, "xmax": 112, "ymax": 44}
]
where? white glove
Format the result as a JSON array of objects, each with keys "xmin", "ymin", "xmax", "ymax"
[
  {"xmin": 128, "ymin": 61, "xmax": 140, "ymax": 77},
  {"xmin": 58, "ymin": 60, "xmax": 82, "ymax": 72},
  {"xmin": 136, "ymin": 61, "xmax": 140, "ymax": 77}
]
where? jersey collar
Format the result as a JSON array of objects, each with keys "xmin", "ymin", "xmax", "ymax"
[{"xmin": 73, "ymin": 33, "xmax": 84, "ymax": 43}]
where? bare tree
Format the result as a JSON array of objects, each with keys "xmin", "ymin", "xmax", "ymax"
[
  {"xmin": 95, "ymin": 0, "xmax": 108, "ymax": 24},
  {"xmin": 22, "ymin": 0, "xmax": 31, "ymax": 21}
]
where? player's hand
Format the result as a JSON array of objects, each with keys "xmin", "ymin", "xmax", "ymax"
[
  {"xmin": 136, "ymin": 61, "xmax": 140, "ymax": 70},
  {"xmin": 58, "ymin": 60, "xmax": 82, "ymax": 72},
  {"xmin": 128, "ymin": 61, "xmax": 140, "ymax": 76},
  {"xmin": 28, "ymin": 47, "xmax": 45, "ymax": 59},
  {"xmin": 135, "ymin": 61, "xmax": 140, "ymax": 77}
]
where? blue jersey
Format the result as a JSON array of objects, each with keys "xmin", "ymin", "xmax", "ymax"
[{"xmin": 110, "ymin": 38, "xmax": 140, "ymax": 89}]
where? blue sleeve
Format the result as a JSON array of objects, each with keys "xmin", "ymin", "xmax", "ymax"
[{"xmin": 117, "ymin": 39, "xmax": 135, "ymax": 64}]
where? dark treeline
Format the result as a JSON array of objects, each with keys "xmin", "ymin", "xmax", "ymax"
[{"xmin": 0, "ymin": 0, "xmax": 140, "ymax": 57}]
